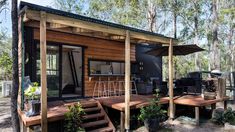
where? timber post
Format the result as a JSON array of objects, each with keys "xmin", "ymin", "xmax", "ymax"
[
  {"xmin": 40, "ymin": 11, "xmax": 48, "ymax": 132},
  {"xmin": 169, "ymin": 39, "xmax": 174, "ymax": 119},
  {"xmin": 125, "ymin": 30, "xmax": 130, "ymax": 131}
]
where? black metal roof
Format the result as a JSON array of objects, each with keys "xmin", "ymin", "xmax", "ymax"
[{"xmin": 19, "ymin": 1, "xmax": 175, "ymax": 40}]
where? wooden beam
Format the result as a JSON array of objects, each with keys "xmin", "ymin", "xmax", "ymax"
[
  {"xmin": 40, "ymin": 11, "xmax": 48, "ymax": 132},
  {"xmin": 168, "ymin": 39, "xmax": 174, "ymax": 119},
  {"xmin": 24, "ymin": 9, "xmax": 176, "ymax": 44},
  {"xmin": 72, "ymin": 27, "xmax": 93, "ymax": 33},
  {"xmin": 24, "ymin": 21, "xmax": 161, "ymax": 45},
  {"xmin": 22, "ymin": 13, "xmax": 30, "ymax": 22},
  {"xmin": 49, "ymin": 23, "xmax": 68, "ymax": 28},
  {"xmin": 125, "ymin": 30, "xmax": 130, "ymax": 131},
  {"xmin": 110, "ymin": 35, "xmax": 125, "ymax": 40}
]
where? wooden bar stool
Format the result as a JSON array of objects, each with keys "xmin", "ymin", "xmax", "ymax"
[
  {"xmin": 107, "ymin": 77, "xmax": 117, "ymax": 96},
  {"xmin": 131, "ymin": 81, "xmax": 138, "ymax": 94},
  {"xmin": 92, "ymin": 77, "xmax": 108, "ymax": 98}
]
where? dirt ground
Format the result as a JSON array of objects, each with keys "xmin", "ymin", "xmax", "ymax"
[
  {"xmin": 134, "ymin": 101, "xmax": 235, "ymax": 132},
  {"xmin": 0, "ymin": 97, "xmax": 12, "ymax": 132}
]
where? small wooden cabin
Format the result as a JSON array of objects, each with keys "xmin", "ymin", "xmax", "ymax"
[{"xmin": 18, "ymin": 2, "xmax": 176, "ymax": 131}]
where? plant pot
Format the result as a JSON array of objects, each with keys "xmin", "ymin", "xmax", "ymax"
[
  {"xmin": 26, "ymin": 100, "xmax": 41, "ymax": 117},
  {"xmin": 130, "ymin": 118, "xmax": 138, "ymax": 130},
  {"xmin": 204, "ymin": 91, "xmax": 216, "ymax": 100},
  {"xmin": 144, "ymin": 118, "xmax": 160, "ymax": 132}
]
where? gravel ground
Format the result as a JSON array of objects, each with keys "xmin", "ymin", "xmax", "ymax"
[
  {"xmin": 0, "ymin": 96, "xmax": 12, "ymax": 132},
  {"xmin": 133, "ymin": 101, "xmax": 235, "ymax": 132}
]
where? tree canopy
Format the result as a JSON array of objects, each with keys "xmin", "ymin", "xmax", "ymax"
[{"xmin": 54, "ymin": 0, "xmax": 234, "ymax": 79}]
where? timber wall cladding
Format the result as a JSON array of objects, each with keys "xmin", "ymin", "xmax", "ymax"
[{"xmin": 33, "ymin": 28, "xmax": 136, "ymax": 96}]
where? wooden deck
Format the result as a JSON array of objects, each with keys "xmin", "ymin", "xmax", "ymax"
[
  {"xmin": 18, "ymin": 95, "xmax": 169, "ymax": 131},
  {"xmin": 97, "ymin": 95, "xmax": 170, "ymax": 132},
  {"xmin": 173, "ymin": 95, "xmax": 229, "ymax": 125},
  {"xmin": 98, "ymin": 95, "xmax": 170, "ymax": 111},
  {"xmin": 19, "ymin": 101, "xmax": 67, "ymax": 127},
  {"xmin": 173, "ymin": 95, "xmax": 229, "ymax": 106}
]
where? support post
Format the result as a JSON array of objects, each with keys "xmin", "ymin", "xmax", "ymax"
[
  {"xmin": 169, "ymin": 39, "xmax": 174, "ymax": 119},
  {"xmin": 125, "ymin": 30, "xmax": 130, "ymax": 131},
  {"xmin": 195, "ymin": 106, "xmax": 200, "ymax": 125},
  {"xmin": 40, "ymin": 11, "xmax": 47, "ymax": 132},
  {"xmin": 120, "ymin": 111, "xmax": 125, "ymax": 132},
  {"xmin": 224, "ymin": 100, "xmax": 228, "ymax": 110}
]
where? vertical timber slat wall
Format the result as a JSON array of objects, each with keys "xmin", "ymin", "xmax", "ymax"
[{"xmin": 32, "ymin": 29, "xmax": 136, "ymax": 97}]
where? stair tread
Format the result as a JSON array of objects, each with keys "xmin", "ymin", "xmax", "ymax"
[
  {"xmin": 81, "ymin": 102, "xmax": 98, "ymax": 108},
  {"xmin": 81, "ymin": 119, "xmax": 109, "ymax": 128},
  {"xmin": 84, "ymin": 107, "xmax": 101, "ymax": 112},
  {"xmin": 88, "ymin": 126, "xmax": 114, "ymax": 132},
  {"xmin": 83, "ymin": 113, "xmax": 105, "ymax": 120}
]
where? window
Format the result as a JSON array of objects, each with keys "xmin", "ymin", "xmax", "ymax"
[{"xmin": 88, "ymin": 59, "xmax": 125, "ymax": 76}]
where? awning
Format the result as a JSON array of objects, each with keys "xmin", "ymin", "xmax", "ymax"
[{"xmin": 145, "ymin": 44, "xmax": 205, "ymax": 56}]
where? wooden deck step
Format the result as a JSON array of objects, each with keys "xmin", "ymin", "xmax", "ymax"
[
  {"xmin": 81, "ymin": 102, "xmax": 98, "ymax": 108},
  {"xmin": 83, "ymin": 113, "xmax": 105, "ymax": 120},
  {"xmin": 88, "ymin": 126, "xmax": 114, "ymax": 132},
  {"xmin": 79, "ymin": 100, "xmax": 115, "ymax": 131},
  {"xmin": 84, "ymin": 107, "xmax": 101, "ymax": 113},
  {"xmin": 81, "ymin": 119, "xmax": 109, "ymax": 128}
]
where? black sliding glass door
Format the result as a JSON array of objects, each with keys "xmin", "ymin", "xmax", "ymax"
[
  {"xmin": 36, "ymin": 44, "xmax": 60, "ymax": 98},
  {"xmin": 34, "ymin": 42, "xmax": 83, "ymax": 99}
]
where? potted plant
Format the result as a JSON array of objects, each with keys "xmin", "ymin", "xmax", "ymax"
[
  {"xmin": 64, "ymin": 102, "xmax": 86, "ymax": 132},
  {"xmin": 138, "ymin": 90, "xmax": 167, "ymax": 132},
  {"xmin": 24, "ymin": 82, "xmax": 41, "ymax": 117},
  {"xmin": 203, "ymin": 80, "xmax": 217, "ymax": 100}
]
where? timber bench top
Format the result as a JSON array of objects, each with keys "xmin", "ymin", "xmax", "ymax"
[
  {"xmin": 97, "ymin": 95, "xmax": 170, "ymax": 111},
  {"xmin": 173, "ymin": 95, "xmax": 229, "ymax": 107}
]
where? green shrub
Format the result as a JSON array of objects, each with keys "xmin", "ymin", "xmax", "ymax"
[
  {"xmin": 211, "ymin": 107, "xmax": 235, "ymax": 125},
  {"xmin": 64, "ymin": 103, "xmax": 86, "ymax": 132},
  {"xmin": 24, "ymin": 82, "xmax": 41, "ymax": 100},
  {"xmin": 211, "ymin": 108, "xmax": 224, "ymax": 125},
  {"xmin": 138, "ymin": 90, "xmax": 167, "ymax": 122},
  {"xmin": 223, "ymin": 107, "xmax": 235, "ymax": 125}
]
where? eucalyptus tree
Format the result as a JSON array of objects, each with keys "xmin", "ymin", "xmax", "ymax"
[
  {"xmin": 218, "ymin": 0, "xmax": 235, "ymax": 71},
  {"xmin": 210, "ymin": 0, "xmax": 220, "ymax": 70},
  {"xmin": 11, "ymin": 0, "xmax": 20, "ymax": 131},
  {"xmin": 54, "ymin": 0, "xmax": 84, "ymax": 14}
]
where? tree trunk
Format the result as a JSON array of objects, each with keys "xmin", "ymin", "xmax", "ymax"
[
  {"xmin": 11, "ymin": 0, "xmax": 20, "ymax": 131},
  {"xmin": 194, "ymin": 0, "xmax": 200, "ymax": 71},
  {"xmin": 211, "ymin": 0, "xmax": 220, "ymax": 70},
  {"xmin": 228, "ymin": 24, "xmax": 234, "ymax": 86},
  {"xmin": 147, "ymin": 0, "xmax": 157, "ymax": 32},
  {"xmin": 173, "ymin": 0, "xmax": 177, "ymax": 78},
  {"xmin": 173, "ymin": 0, "xmax": 177, "ymax": 39}
]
